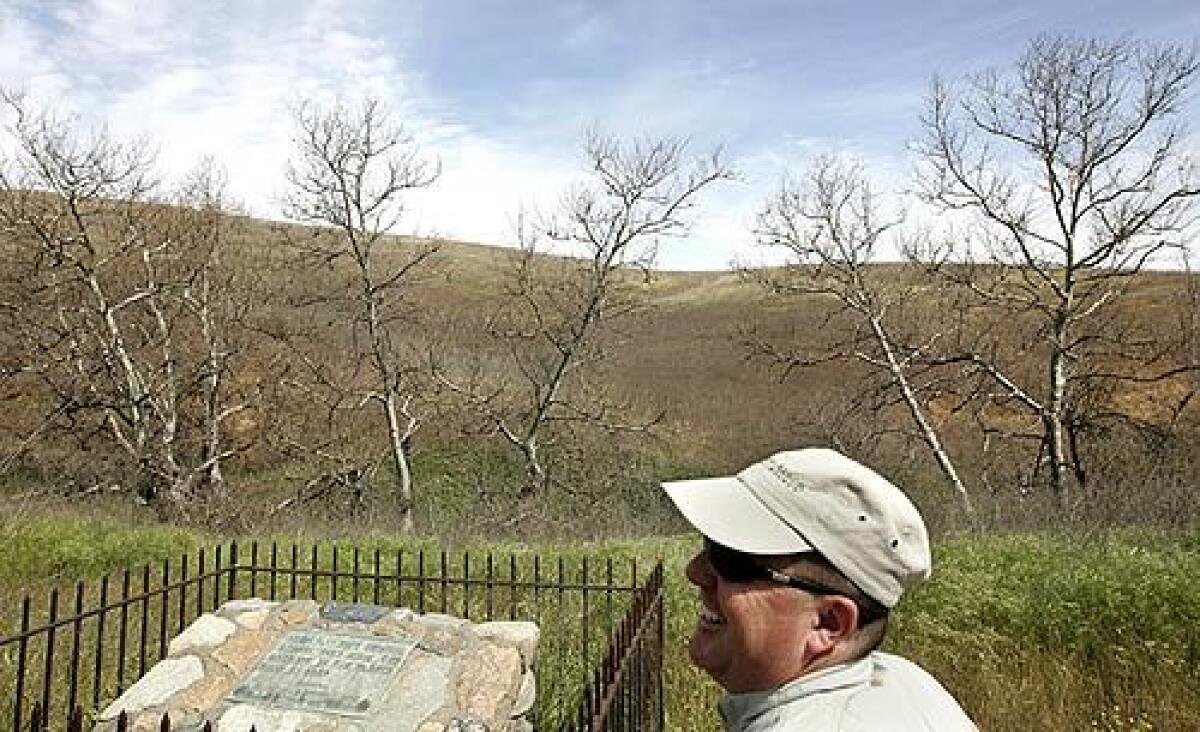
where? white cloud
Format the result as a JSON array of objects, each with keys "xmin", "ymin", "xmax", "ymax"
[
  {"xmin": 53, "ymin": 0, "xmax": 179, "ymax": 57},
  {"xmin": 560, "ymin": 10, "xmax": 613, "ymax": 53},
  {"xmin": 4, "ymin": 1, "xmax": 1197, "ymax": 270},
  {"xmin": 408, "ymin": 133, "xmax": 576, "ymax": 245},
  {"xmin": 0, "ymin": 6, "xmax": 72, "ymax": 100}
]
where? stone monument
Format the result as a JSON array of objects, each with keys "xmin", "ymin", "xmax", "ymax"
[{"xmin": 93, "ymin": 599, "xmax": 539, "ymax": 732}]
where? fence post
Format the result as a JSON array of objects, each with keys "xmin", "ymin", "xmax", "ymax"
[
  {"xmin": 28, "ymin": 702, "xmax": 43, "ymax": 732},
  {"xmin": 655, "ymin": 566, "xmax": 665, "ymax": 732},
  {"xmin": 41, "ymin": 589, "xmax": 59, "ymax": 728},
  {"xmin": 11, "ymin": 595, "xmax": 31, "ymax": 732},
  {"xmin": 93, "ymin": 576, "xmax": 110, "ymax": 710},
  {"xmin": 138, "ymin": 565, "xmax": 150, "ymax": 678},
  {"xmin": 270, "ymin": 542, "xmax": 279, "ymax": 602},
  {"xmin": 67, "ymin": 706, "xmax": 83, "ymax": 732},
  {"xmin": 158, "ymin": 559, "xmax": 170, "ymax": 661},
  {"xmin": 67, "ymin": 582, "xmax": 85, "ymax": 716},
  {"xmin": 228, "ymin": 541, "xmax": 239, "ymax": 601}
]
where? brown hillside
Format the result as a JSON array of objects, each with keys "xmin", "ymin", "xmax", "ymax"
[{"xmin": 3, "ymin": 204, "xmax": 1198, "ymax": 535}]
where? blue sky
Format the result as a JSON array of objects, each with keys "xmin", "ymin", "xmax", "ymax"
[{"xmin": 2, "ymin": 1, "xmax": 1198, "ymax": 269}]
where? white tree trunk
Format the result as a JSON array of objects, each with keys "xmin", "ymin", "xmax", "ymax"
[
  {"xmin": 382, "ymin": 392, "xmax": 415, "ymax": 532},
  {"xmin": 872, "ymin": 316, "xmax": 976, "ymax": 522},
  {"xmin": 1046, "ymin": 321, "xmax": 1071, "ymax": 505}
]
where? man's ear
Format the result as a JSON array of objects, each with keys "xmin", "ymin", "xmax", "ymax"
[{"xmin": 814, "ymin": 596, "xmax": 859, "ymax": 643}]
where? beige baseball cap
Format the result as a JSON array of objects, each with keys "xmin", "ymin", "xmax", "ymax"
[{"xmin": 662, "ymin": 448, "xmax": 931, "ymax": 607}]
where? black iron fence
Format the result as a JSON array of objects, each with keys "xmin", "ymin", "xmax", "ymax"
[{"xmin": 1, "ymin": 542, "xmax": 665, "ymax": 732}]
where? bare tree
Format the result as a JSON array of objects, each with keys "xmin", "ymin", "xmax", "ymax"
[
  {"xmin": 282, "ymin": 97, "xmax": 439, "ymax": 531},
  {"xmin": 165, "ymin": 159, "xmax": 258, "ymax": 509},
  {"xmin": 0, "ymin": 92, "xmax": 252, "ymax": 515},
  {"xmin": 747, "ymin": 153, "xmax": 976, "ymax": 522},
  {"xmin": 437, "ymin": 132, "xmax": 734, "ymax": 496},
  {"xmin": 914, "ymin": 35, "xmax": 1200, "ymax": 506}
]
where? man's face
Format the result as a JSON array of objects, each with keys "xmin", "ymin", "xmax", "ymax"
[{"xmin": 684, "ymin": 543, "xmax": 820, "ymax": 693}]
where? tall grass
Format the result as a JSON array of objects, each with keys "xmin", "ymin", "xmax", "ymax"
[{"xmin": 894, "ymin": 530, "xmax": 1200, "ymax": 731}]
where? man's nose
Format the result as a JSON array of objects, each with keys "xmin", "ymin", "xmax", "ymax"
[{"xmin": 685, "ymin": 549, "xmax": 714, "ymax": 587}]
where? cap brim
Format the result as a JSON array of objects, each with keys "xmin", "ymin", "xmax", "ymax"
[{"xmin": 662, "ymin": 476, "xmax": 813, "ymax": 555}]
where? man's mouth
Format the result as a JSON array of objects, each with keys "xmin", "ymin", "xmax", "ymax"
[{"xmin": 698, "ymin": 606, "xmax": 726, "ymax": 628}]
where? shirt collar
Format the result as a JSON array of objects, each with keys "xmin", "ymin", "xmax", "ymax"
[{"xmin": 719, "ymin": 656, "xmax": 874, "ymax": 730}]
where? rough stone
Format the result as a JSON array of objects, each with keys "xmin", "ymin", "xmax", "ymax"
[
  {"xmin": 474, "ymin": 622, "xmax": 539, "ymax": 669},
  {"xmin": 511, "ymin": 670, "xmax": 536, "ymax": 718},
  {"xmin": 176, "ymin": 670, "xmax": 234, "ymax": 714},
  {"xmin": 128, "ymin": 713, "xmax": 163, "ymax": 732},
  {"xmin": 455, "ymin": 643, "xmax": 522, "ymax": 720},
  {"xmin": 234, "ymin": 608, "xmax": 271, "ymax": 630},
  {"xmin": 367, "ymin": 607, "xmax": 415, "ymax": 633},
  {"xmin": 321, "ymin": 601, "xmax": 392, "ymax": 624},
  {"xmin": 168, "ymin": 614, "xmax": 237, "ymax": 655},
  {"xmin": 211, "ymin": 628, "xmax": 277, "ymax": 678},
  {"xmin": 417, "ymin": 626, "xmax": 468, "ymax": 658},
  {"xmin": 164, "ymin": 712, "xmax": 208, "ymax": 732},
  {"xmin": 217, "ymin": 703, "xmax": 332, "ymax": 732},
  {"xmin": 99, "ymin": 656, "xmax": 205, "ymax": 719},
  {"xmin": 421, "ymin": 613, "xmax": 469, "ymax": 630},
  {"xmin": 371, "ymin": 607, "xmax": 416, "ymax": 635},
  {"xmin": 366, "ymin": 652, "xmax": 453, "ymax": 732},
  {"xmin": 221, "ymin": 598, "xmax": 278, "ymax": 614},
  {"xmin": 277, "ymin": 600, "xmax": 319, "ymax": 627}
]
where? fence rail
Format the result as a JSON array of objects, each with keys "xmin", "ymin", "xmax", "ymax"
[{"xmin": 1, "ymin": 541, "xmax": 665, "ymax": 732}]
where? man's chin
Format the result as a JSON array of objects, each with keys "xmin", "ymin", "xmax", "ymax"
[{"xmin": 688, "ymin": 624, "xmax": 722, "ymax": 677}]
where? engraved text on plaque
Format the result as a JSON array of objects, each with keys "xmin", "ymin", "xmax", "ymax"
[{"xmin": 227, "ymin": 630, "xmax": 418, "ymax": 717}]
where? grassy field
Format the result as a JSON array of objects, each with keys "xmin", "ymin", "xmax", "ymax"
[{"xmin": 2, "ymin": 517, "xmax": 1198, "ymax": 731}]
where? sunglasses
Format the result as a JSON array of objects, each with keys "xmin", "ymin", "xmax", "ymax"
[
  {"xmin": 703, "ymin": 539, "xmax": 886, "ymax": 627},
  {"xmin": 703, "ymin": 539, "xmax": 841, "ymax": 596}
]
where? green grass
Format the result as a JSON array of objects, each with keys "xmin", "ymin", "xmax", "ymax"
[
  {"xmin": 0, "ymin": 517, "xmax": 207, "ymax": 587},
  {"xmin": 2, "ymin": 518, "xmax": 1199, "ymax": 731}
]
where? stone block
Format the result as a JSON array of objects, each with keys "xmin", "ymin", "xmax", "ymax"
[
  {"xmin": 276, "ymin": 599, "xmax": 320, "ymax": 627},
  {"xmin": 369, "ymin": 608, "xmax": 417, "ymax": 637},
  {"xmin": 217, "ymin": 703, "xmax": 330, "ymax": 732},
  {"xmin": 473, "ymin": 622, "xmax": 539, "ymax": 669},
  {"xmin": 169, "ymin": 615, "xmax": 238, "ymax": 655},
  {"xmin": 418, "ymin": 627, "xmax": 468, "ymax": 657},
  {"xmin": 99, "ymin": 656, "xmax": 205, "ymax": 719},
  {"xmin": 211, "ymin": 628, "xmax": 278, "ymax": 678},
  {"xmin": 455, "ymin": 643, "xmax": 522, "ymax": 721},
  {"xmin": 234, "ymin": 608, "xmax": 271, "ymax": 630},
  {"xmin": 366, "ymin": 652, "xmax": 453, "ymax": 732},
  {"xmin": 176, "ymin": 670, "xmax": 234, "ymax": 715},
  {"xmin": 420, "ymin": 612, "xmax": 469, "ymax": 630},
  {"xmin": 511, "ymin": 670, "xmax": 536, "ymax": 718},
  {"xmin": 221, "ymin": 598, "xmax": 278, "ymax": 614}
]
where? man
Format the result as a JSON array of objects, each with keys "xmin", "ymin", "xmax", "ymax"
[{"xmin": 662, "ymin": 447, "xmax": 978, "ymax": 731}]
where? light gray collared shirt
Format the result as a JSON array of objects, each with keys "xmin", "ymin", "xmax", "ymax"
[{"xmin": 719, "ymin": 652, "xmax": 978, "ymax": 732}]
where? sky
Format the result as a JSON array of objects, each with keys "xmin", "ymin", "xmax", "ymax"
[{"xmin": 1, "ymin": 0, "xmax": 1198, "ymax": 270}]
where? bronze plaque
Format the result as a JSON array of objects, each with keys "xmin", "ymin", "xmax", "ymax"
[{"xmin": 227, "ymin": 630, "xmax": 417, "ymax": 717}]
